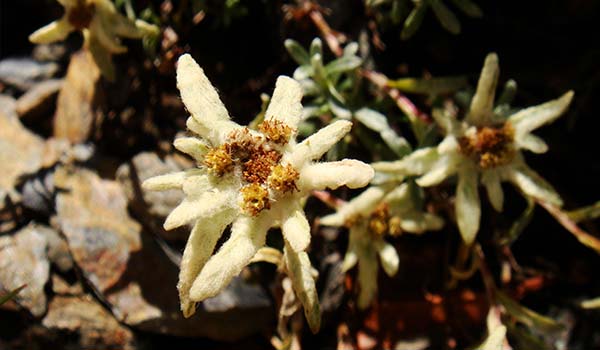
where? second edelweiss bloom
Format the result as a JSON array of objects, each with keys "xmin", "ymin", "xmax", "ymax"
[
  {"xmin": 373, "ymin": 53, "xmax": 574, "ymax": 245},
  {"xmin": 320, "ymin": 184, "xmax": 443, "ymax": 308},
  {"xmin": 143, "ymin": 54, "xmax": 374, "ymax": 317}
]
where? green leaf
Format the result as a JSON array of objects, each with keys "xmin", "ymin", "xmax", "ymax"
[
  {"xmin": 0, "ymin": 285, "xmax": 25, "ymax": 306},
  {"xmin": 496, "ymin": 291, "xmax": 564, "ymax": 333},
  {"xmin": 354, "ymin": 108, "xmax": 411, "ymax": 157},
  {"xmin": 401, "ymin": 3, "xmax": 428, "ymax": 40},
  {"xmin": 325, "ymin": 56, "xmax": 362, "ymax": 75},
  {"xmin": 567, "ymin": 200, "xmax": 600, "ymax": 222},
  {"xmin": 309, "ymin": 37, "xmax": 323, "ymax": 58},
  {"xmin": 501, "ymin": 196, "xmax": 535, "ymax": 245},
  {"xmin": 284, "ymin": 39, "xmax": 311, "ymax": 66},
  {"xmin": 450, "ymin": 0, "xmax": 483, "ymax": 18},
  {"xmin": 391, "ymin": 0, "xmax": 411, "ymax": 25},
  {"xmin": 387, "ymin": 76, "xmax": 468, "ymax": 95},
  {"xmin": 328, "ymin": 99, "xmax": 352, "ymax": 119},
  {"xmin": 430, "ymin": 0, "xmax": 461, "ymax": 34}
]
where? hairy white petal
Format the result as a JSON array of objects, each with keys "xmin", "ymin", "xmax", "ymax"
[
  {"xmin": 265, "ymin": 76, "xmax": 303, "ymax": 129},
  {"xmin": 357, "ymin": 245, "xmax": 378, "ymax": 310},
  {"xmin": 515, "ymin": 133, "xmax": 549, "ymax": 154},
  {"xmin": 250, "ymin": 247, "xmax": 283, "ymax": 266},
  {"xmin": 341, "ymin": 248, "xmax": 358, "ymax": 272},
  {"xmin": 508, "ymin": 91, "xmax": 574, "ymax": 135},
  {"xmin": 189, "ymin": 215, "xmax": 269, "ymax": 301},
  {"xmin": 299, "ymin": 159, "xmax": 374, "ymax": 191},
  {"xmin": 507, "ymin": 163, "xmax": 563, "ymax": 206},
  {"xmin": 284, "ymin": 243, "xmax": 321, "ymax": 333},
  {"xmin": 142, "ymin": 172, "xmax": 187, "ymax": 191},
  {"xmin": 89, "ymin": 17, "xmax": 127, "ymax": 53},
  {"xmin": 177, "ymin": 54, "xmax": 241, "ymax": 144},
  {"xmin": 174, "ymin": 137, "xmax": 210, "ymax": 161},
  {"xmin": 456, "ymin": 167, "xmax": 481, "ymax": 245},
  {"xmin": 320, "ymin": 187, "xmax": 385, "ymax": 227},
  {"xmin": 286, "ymin": 120, "xmax": 352, "ymax": 167},
  {"xmin": 481, "ymin": 170, "xmax": 504, "ymax": 212},
  {"xmin": 281, "ymin": 202, "xmax": 311, "ymax": 252},
  {"xmin": 480, "ymin": 325, "xmax": 508, "ymax": 350},
  {"xmin": 400, "ymin": 213, "xmax": 445, "ymax": 234},
  {"xmin": 416, "ymin": 154, "xmax": 459, "ymax": 187},
  {"xmin": 164, "ymin": 190, "xmax": 233, "ymax": 230},
  {"xmin": 181, "ymin": 173, "xmax": 211, "ymax": 196},
  {"xmin": 29, "ymin": 19, "xmax": 73, "ymax": 44},
  {"xmin": 467, "ymin": 53, "xmax": 499, "ymax": 126},
  {"xmin": 372, "ymin": 147, "xmax": 438, "ymax": 175},
  {"xmin": 382, "ymin": 183, "xmax": 410, "ymax": 205},
  {"xmin": 374, "ymin": 240, "xmax": 399, "ymax": 277},
  {"xmin": 178, "ymin": 210, "xmax": 236, "ymax": 317}
]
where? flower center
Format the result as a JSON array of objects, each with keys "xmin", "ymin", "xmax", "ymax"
[
  {"xmin": 368, "ymin": 202, "xmax": 390, "ymax": 238},
  {"xmin": 458, "ymin": 124, "xmax": 515, "ymax": 169},
  {"xmin": 68, "ymin": 0, "xmax": 95, "ymax": 30},
  {"xmin": 203, "ymin": 121, "xmax": 299, "ymax": 216}
]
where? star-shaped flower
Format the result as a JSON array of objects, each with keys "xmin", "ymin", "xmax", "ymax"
[
  {"xmin": 142, "ymin": 54, "xmax": 374, "ymax": 317},
  {"xmin": 29, "ymin": 0, "xmax": 157, "ymax": 80},
  {"xmin": 373, "ymin": 53, "xmax": 574, "ymax": 245},
  {"xmin": 320, "ymin": 183, "xmax": 443, "ymax": 308}
]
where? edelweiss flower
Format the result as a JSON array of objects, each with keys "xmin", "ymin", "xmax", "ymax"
[
  {"xmin": 142, "ymin": 54, "xmax": 374, "ymax": 317},
  {"xmin": 320, "ymin": 184, "xmax": 443, "ymax": 308},
  {"xmin": 373, "ymin": 53, "xmax": 574, "ymax": 245},
  {"xmin": 29, "ymin": 0, "xmax": 157, "ymax": 80}
]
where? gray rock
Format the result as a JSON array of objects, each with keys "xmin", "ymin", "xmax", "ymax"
[
  {"xmin": 0, "ymin": 58, "xmax": 58, "ymax": 91},
  {"xmin": 0, "ymin": 224, "xmax": 50, "ymax": 317},
  {"xmin": 116, "ymin": 152, "xmax": 191, "ymax": 241},
  {"xmin": 105, "ymin": 230, "xmax": 273, "ymax": 341},
  {"xmin": 43, "ymin": 295, "xmax": 135, "ymax": 350},
  {"xmin": 52, "ymin": 166, "xmax": 141, "ymax": 292}
]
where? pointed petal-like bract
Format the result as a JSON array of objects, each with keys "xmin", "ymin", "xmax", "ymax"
[
  {"xmin": 515, "ymin": 133, "xmax": 549, "ymax": 154},
  {"xmin": 282, "ymin": 202, "xmax": 311, "ymax": 252},
  {"xmin": 508, "ymin": 91, "xmax": 574, "ymax": 135},
  {"xmin": 286, "ymin": 120, "xmax": 352, "ymax": 167},
  {"xmin": 142, "ymin": 171, "xmax": 187, "ymax": 191},
  {"xmin": 265, "ymin": 76, "xmax": 303, "ymax": 130},
  {"xmin": 467, "ymin": 53, "xmax": 499, "ymax": 126},
  {"xmin": 85, "ymin": 30, "xmax": 116, "ymax": 81},
  {"xmin": 178, "ymin": 210, "xmax": 236, "ymax": 317},
  {"xmin": 320, "ymin": 187, "xmax": 385, "ymax": 227},
  {"xmin": 29, "ymin": 19, "xmax": 73, "ymax": 44},
  {"xmin": 357, "ymin": 246, "xmax": 378, "ymax": 309},
  {"xmin": 284, "ymin": 243, "xmax": 321, "ymax": 333},
  {"xmin": 374, "ymin": 240, "xmax": 399, "ymax": 277},
  {"xmin": 416, "ymin": 154, "xmax": 459, "ymax": 187},
  {"xmin": 400, "ymin": 212, "xmax": 444, "ymax": 233},
  {"xmin": 174, "ymin": 137, "xmax": 210, "ymax": 161},
  {"xmin": 481, "ymin": 170, "xmax": 504, "ymax": 212},
  {"xmin": 456, "ymin": 167, "xmax": 481, "ymax": 245},
  {"xmin": 299, "ymin": 159, "xmax": 374, "ymax": 191},
  {"xmin": 189, "ymin": 216, "xmax": 269, "ymax": 301},
  {"xmin": 90, "ymin": 17, "xmax": 127, "ymax": 53},
  {"xmin": 341, "ymin": 248, "xmax": 358, "ymax": 272},
  {"xmin": 507, "ymin": 163, "xmax": 563, "ymax": 206},
  {"xmin": 163, "ymin": 190, "xmax": 232, "ymax": 230},
  {"xmin": 372, "ymin": 147, "xmax": 438, "ymax": 175},
  {"xmin": 177, "ymin": 54, "xmax": 239, "ymax": 144}
]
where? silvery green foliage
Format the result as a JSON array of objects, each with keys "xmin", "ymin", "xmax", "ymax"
[
  {"xmin": 143, "ymin": 54, "xmax": 373, "ymax": 324},
  {"xmin": 366, "ymin": 0, "xmax": 482, "ymax": 39},
  {"xmin": 285, "ymin": 38, "xmax": 410, "ymax": 159},
  {"xmin": 285, "ymin": 38, "xmax": 362, "ymax": 122},
  {"xmin": 373, "ymin": 53, "xmax": 574, "ymax": 245},
  {"xmin": 320, "ymin": 183, "xmax": 443, "ymax": 308}
]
